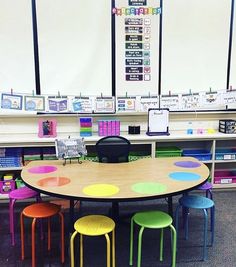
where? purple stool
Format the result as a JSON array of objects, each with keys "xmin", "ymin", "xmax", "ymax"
[
  {"xmin": 197, "ymin": 181, "xmax": 213, "ymax": 199},
  {"xmin": 9, "ymin": 186, "xmax": 41, "ymax": 246}
]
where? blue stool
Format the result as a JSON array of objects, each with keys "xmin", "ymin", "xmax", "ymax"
[{"xmin": 175, "ymin": 195, "xmax": 215, "ymax": 261}]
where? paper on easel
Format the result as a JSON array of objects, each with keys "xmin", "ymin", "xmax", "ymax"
[{"xmin": 147, "ymin": 108, "xmax": 169, "ymax": 135}]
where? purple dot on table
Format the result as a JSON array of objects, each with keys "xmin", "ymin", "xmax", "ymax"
[
  {"xmin": 28, "ymin": 165, "xmax": 57, "ymax": 174},
  {"xmin": 169, "ymin": 172, "xmax": 201, "ymax": 181},
  {"xmin": 174, "ymin": 161, "xmax": 201, "ymax": 168}
]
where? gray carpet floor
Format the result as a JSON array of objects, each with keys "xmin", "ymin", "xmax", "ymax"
[{"xmin": 0, "ymin": 190, "xmax": 235, "ymax": 266}]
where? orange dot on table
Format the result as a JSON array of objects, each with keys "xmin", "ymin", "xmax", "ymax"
[
  {"xmin": 83, "ymin": 184, "xmax": 120, "ymax": 197},
  {"xmin": 37, "ymin": 177, "xmax": 71, "ymax": 187}
]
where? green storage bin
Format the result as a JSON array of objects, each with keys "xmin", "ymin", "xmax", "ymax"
[{"xmin": 155, "ymin": 146, "xmax": 182, "ymax": 157}]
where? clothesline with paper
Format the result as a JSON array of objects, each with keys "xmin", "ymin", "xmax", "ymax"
[{"xmin": 1, "ymin": 89, "xmax": 236, "ymax": 114}]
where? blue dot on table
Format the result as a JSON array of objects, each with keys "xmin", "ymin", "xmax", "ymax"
[{"xmin": 169, "ymin": 172, "xmax": 201, "ymax": 181}]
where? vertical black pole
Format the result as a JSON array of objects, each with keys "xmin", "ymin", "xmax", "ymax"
[
  {"xmin": 226, "ymin": 0, "xmax": 235, "ymax": 89},
  {"xmin": 31, "ymin": 0, "xmax": 41, "ymax": 95},
  {"xmin": 158, "ymin": 0, "xmax": 163, "ymax": 96},
  {"xmin": 111, "ymin": 0, "xmax": 116, "ymax": 96}
]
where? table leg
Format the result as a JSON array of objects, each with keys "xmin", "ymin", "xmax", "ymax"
[
  {"xmin": 111, "ymin": 201, "xmax": 119, "ymax": 221},
  {"xmin": 69, "ymin": 199, "xmax": 75, "ymax": 233},
  {"xmin": 168, "ymin": 197, "xmax": 173, "ymax": 216}
]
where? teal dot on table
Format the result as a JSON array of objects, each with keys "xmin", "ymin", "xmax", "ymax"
[
  {"xmin": 132, "ymin": 182, "xmax": 167, "ymax": 195},
  {"xmin": 169, "ymin": 172, "xmax": 201, "ymax": 181}
]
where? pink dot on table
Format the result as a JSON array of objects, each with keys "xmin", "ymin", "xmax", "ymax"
[
  {"xmin": 174, "ymin": 161, "xmax": 201, "ymax": 168},
  {"xmin": 37, "ymin": 177, "xmax": 71, "ymax": 187},
  {"xmin": 28, "ymin": 165, "xmax": 57, "ymax": 174}
]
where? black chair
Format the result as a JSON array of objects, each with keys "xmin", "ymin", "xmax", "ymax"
[
  {"xmin": 96, "ymin": 136, "xmax": 131, "ymax": 220},
  {"xmin": 96, "ymin": 135, "xmax": 130, "ymax": 163}
]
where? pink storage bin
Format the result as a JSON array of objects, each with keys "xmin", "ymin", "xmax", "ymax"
[{"xmin": 214, "ymin": 170, "xmax": 236, "ymax": 184}]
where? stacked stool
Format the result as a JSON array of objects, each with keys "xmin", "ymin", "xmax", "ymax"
[
  {"xmin": 9, "ymin": 186, "xmax": 41, "ymax": 246},
  {"xmin": 129, "ymin": 210, "xmax": 176, "ymax": 267},
  {"xmin": 175, "ymin": 195, "xmax": 215, "ymax": 261},
  {"xmin": 70, "ymin": 214, "xmax": 116, "ymax": 267},
  {"xmin": 197, "ymin": 181, "xmax": 213, "ymax": 199},
  {"xmin": 20, "ymin": 202, "xmax": 64, "ymax": 267}
]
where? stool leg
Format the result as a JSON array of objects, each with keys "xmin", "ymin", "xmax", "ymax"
[
  {"xmin": 20, "ymin": 212, "xmax": 25, "ymax": 260},
  {"xmin": 169, "ymin": 224, "xmax": 177, "ymax": 267},
  {"xmin": 211, "ymin": 206, "xmax": 215, "ymax": 246},
  {"xmin": 112, "ymin": 229, "xmax": 116, "ymax": 267},
  {"xmin": 47, "ymin": 217, "xmax": 51, "ymax": 251},
  {"xmin": 184, "ymin": 206, "xmax": 189, "ymax": 240},
  {"xmin": 137, "ymin": 227, "xmax": 144, "ymax": 267},
  {"xmin": 59, "ymin": 212, "xmax": 65, "ymax": 263},
  {"xmin": 32, "ymin": 218, "xmax": 37, "ymax": 267},
  {"xmin": 105, "ymin": 233, "xmax": 111, "ymax": 267},
  {"xmin": 129, "ymin": 216, "xmax": 134, "ymax": 266},
  {"xmin": 70, "ymin": 231, "xmax": 78, "ymax": 267},
  {"xmin": 160, "ymin": 228, "xmax": 163, "ymax": 261},
  {"xmin": 9, "ymin": 198, "xmax": 16, "ymax": 246},
  {"xmin": 203, "ymin": 209, "xmax": 208, "ymax": 261},
  {"xmin": 80, "ymin": 234, "xmax": 83, "ymax": 267},
  {"xmin": 174, "ymin": 204, "xmax": 180, "ymax": 249}
]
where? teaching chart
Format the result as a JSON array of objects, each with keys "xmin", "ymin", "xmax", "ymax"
[
  {"xmin": 0, "ymin": 0, "xmax": 35, "ymax": 93},
  {"xmin": 161, "ymin": 0, "xmax": 231, "ymax": 94},
  {"xmin": 114, "ymin": 0, "xmax": 161, "ymax": 96},
  {"xmin": 36, "ymin": 0, "xmax": 112, "ymax": 96}
]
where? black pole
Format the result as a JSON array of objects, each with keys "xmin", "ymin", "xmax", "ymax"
[
  {"xmin": 31, "ymin": 0, "xmax": 41, "ymax": 95},
  {"xmin": 111, "ymin": 0, "xmax": 116, "ymax": 96},
  {"xmin": 226, "ymin": 0, "xmax": 235, "ymax": 89}
]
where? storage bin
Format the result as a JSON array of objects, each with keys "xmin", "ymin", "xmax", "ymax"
[
  {"xmin": 0, "ymin": 180, "xmax": 16, "ymax": 194},
  {"xmin": 155, "ymin": 146, "xmax": 182, "ymax": 158},
  {"xmin": 214, "ymin": 170, "xmax": 236, "ymax": 184},
  {"xmin": 215, "ymin": 148, "xmax": 236, "ymax": 160},
  {"xmin": 15, "ymin": 177, "xmax": 25, "ymax": 188},
  {"xmin": 182, "ymin": 149, "xmax": 212, "ymax": 160}
]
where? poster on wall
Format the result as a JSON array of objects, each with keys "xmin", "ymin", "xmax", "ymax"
[
  {"xmin": 1, "ymin": 93, "xmax": 23, "ymax": 110},
  {"xmin": 114, "ymin": 0, "xmax": 161, "ymax": 96},
  {"xmin": 46, "ymin": 97, "xmax": 69, "ymax": 113},
  {"xmin": 24, "ymin": 95, "xmax": 45, "ymax": 111}
]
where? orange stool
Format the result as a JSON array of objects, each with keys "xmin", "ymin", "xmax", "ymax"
[{"xmin": 20, "ymin": 202, "xmax": 65, "ymax": 267}]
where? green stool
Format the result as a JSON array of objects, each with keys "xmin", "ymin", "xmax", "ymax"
[{"xmin": 129, "ymin": 210, "xmax": 176, "ymax": 267}]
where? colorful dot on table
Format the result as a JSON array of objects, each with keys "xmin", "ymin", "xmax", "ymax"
[
  {"xmin": 174, "ymin": 161, "xmax": 201, "ymax": 168},
  {"xmin": 28, "ymin": 165, "xmax": 57, "ymax": 174},
  {"xmin": 169, "ymin": 172, "xmax": 201, "ymax": 181},
  {"xmin": 83, "ymin": 184, "xmax": 120, "ymax": 197},
  {"xmin": 37, "ymin": 177, "xmax": 71, "ymax": 187},
  {"xmin": 132, "ymin": 182, "xmax": 167, "ymax": 195}
]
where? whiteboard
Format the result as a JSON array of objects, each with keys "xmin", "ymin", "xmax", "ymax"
[
  {"xmin": 0, "ymin": 0, "xmax": 35, "ymax": 93},
  {"xmin": 161, "ymin": 0, "xmax": 231, "ymax": 94},
  {"xmin": 37, "ymin": 0, "xmax": 112, "ymax": 96},
  {"xmin": 229, "ymin": 2, "xmax": 236, "ymax": 88}
]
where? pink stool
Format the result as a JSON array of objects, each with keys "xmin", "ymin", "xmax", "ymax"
[{"xmin": 9, "ymin": 186, "xmax": 41, "ymax": 246}]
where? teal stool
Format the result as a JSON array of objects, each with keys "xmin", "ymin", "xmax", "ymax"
[
  {"xmin": 129, "ymin": 210, "xmax": 176, "ymax": 267},
  {"xmin": 175, "ymin": 195, "xmax": 215, "ymax": 261}
]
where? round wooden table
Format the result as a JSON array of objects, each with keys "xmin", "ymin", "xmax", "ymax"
[{"xmin": 21, "ymin": 157, "xmax": 209, "ymax": 227}]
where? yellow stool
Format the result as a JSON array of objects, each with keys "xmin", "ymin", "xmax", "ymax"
[{"xmin": 70, "ymin": 215, "xmax": 116, "ymax": 267}]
